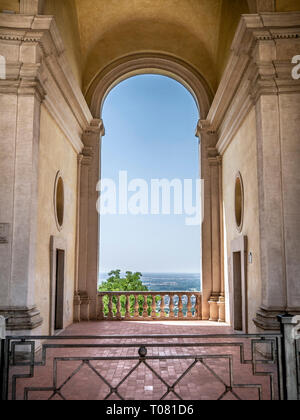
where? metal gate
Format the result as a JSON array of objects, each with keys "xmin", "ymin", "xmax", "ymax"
[{"xmin": 1, "ymin": 332, "xmax": 285, "ymax": 401}]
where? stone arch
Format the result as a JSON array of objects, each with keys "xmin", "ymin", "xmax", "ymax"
[
  {"xmin": 86, "ymin": 53, "xmax": 213, "ymax": 119},
  {"xmin": 76, "ymin": 53, "xmax": 224, "ymax": 323}
]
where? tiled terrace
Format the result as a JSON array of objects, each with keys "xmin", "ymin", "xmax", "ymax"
[{"xmin": 9, "ymin": 321, "xmax": 280, "ymax": 401}]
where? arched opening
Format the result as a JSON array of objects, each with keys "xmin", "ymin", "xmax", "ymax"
[
  {"xmin": 99, "ymin": 74, "xmax": 201, "ymax": 296},
  {"xmin": 77, "ymin": 53, "xmax": 223, "ymax": 323}
]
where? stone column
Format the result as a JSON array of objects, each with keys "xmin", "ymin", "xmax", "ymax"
[
  {"xmin": 208, "ymin": 150, "xmax": 223, "ymax": 322},
  {"xmin": 196, "ymin": 121, "xmax": 223, "ymax": 321},
  {"xmin": 254, "ymin": 93, "xmax": 288, "ymax": 329},
  {"xmin": 251, "ymin": 22, "xmax": 300, "ymax": 330},
  {"xmin": 0, "ymin": 39, "xmax": 44, "ymax": 331},
  {"xmin": 76, "ymin": 119, "xmax": 105, "ymax": 321}
]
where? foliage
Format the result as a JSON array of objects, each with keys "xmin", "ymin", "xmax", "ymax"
[
  {"xmin": 99, "ymin": 270, "xmax": 154, "ymax": 317},
  {"xmin": 98, "ymin": 270, "xmax": 148, "ymax": 292}
]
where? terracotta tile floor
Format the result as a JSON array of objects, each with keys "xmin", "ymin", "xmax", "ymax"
[{"xmin": 9, "ymin": 321, "xmax": 280, "ymax": 401}]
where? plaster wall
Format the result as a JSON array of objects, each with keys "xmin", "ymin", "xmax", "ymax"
[
  {"xmin": 35, "ymin": 106, "xmax": 78, "ymax": 335},
  {"xmin": 222, "ymin": 108, "xmax": 261, "ymax": 333}
]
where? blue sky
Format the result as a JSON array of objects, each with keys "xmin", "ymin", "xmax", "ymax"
[{"xmin": 99, "ymin": 74, "xmax": 201, "ymax": 274}]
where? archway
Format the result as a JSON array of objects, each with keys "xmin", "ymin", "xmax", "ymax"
[
  {"xmin": 99, "ymin": 73, "xmax": 201, "ymax": 292},
  {"xmin": 75, "ymin": 53, "xmax": 224, "ymax": 323}
]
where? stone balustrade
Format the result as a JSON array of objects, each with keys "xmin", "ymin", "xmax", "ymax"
[{"xmin": 98, "ymin": 292, "xmax": 202, "ymax": 321}]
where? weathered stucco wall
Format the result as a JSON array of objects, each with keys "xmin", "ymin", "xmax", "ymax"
[
  {"xmin": 35, "ymin": 106, "xmax": 78, "ymax": 335},
  {"xmin": 222, "ymin": 108, "xmax": 261, "ymax": 333}
]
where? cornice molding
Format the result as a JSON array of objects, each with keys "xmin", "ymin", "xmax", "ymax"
[
  {"xmin": 0, "ymin": 14, "xmax": 93, "ymax": 154},
  {"xmin": 205, "ymin": 12, "xmax": 300, "ymax": 155}
]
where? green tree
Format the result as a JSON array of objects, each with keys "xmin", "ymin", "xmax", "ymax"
[
  {"xmin": 99, "ymin": 270, "xmax": 152, "ymax": 317},
  {"xmin": 98, "ymin": 270, "xmax": 148, "ymax": 292}
]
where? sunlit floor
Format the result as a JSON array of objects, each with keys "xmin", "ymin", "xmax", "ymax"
[{"xmin": 10, "ymin": 321, "xmax": 279, "ymax": 401}]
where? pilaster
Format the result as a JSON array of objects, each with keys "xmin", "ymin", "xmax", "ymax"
[
  {"xmin": 206, "ymin": 12, "xmax": 300, "ymax": 331},
  {"xmin": 196, "ymin": 121, "xmax": 224, "ymax": 322},
  {"xmin": 0, "ymin": 14, "xmax": 93, "ymax": 332},
  {"xmin": 76, "ymin": 119, "xmax": 105, "ymax": 322},
  {"xmin": 0, "ymin": 33, "xmax": 45, "ymax": 331}
]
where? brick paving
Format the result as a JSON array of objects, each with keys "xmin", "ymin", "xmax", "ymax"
[{"xmin": 9, "ymin": 321, "xmax": 280, "ymax": 400}]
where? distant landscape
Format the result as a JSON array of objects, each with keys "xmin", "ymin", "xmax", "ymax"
[{"xmin": 99, "ymin": 272, "xmax": 202, "ymax": 292}]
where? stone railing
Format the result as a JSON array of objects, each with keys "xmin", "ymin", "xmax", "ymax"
[{"xmin": 98, "ymin": 292, "xmax": 202, "ymax": 321}]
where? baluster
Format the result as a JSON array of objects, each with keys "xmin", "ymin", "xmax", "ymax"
[
  {"xmin": 197, "ymin": 293, "xmax": 202, "ymax": 320},
  {"xmin": 115, "ymin": 295, "xmax": 121, "ymax": 319},
  {"xmin": 160, "ymin": 295, "xmax": 165, "ymax": 318},
  {"xmin": 187, "ymin": 294, "xmax": 193, "ymax": 319},
  {"xmin": 151, "ymin": 294, "xmax": 156, "ymax": 318},
  {"xmin": 143, "ymin": 295, "xmax": 148, "ymax": 318},
  {"xmin": 98, "ymin": 294, "xmax": 104, "ymax": 320},
  {"xmin": 169, "ymin": 293, "xmax": 175, "ymax": 319},
  {"xmin": 125, "ymin": 295, "xmax": 130, "ymax": 319},
  {"xmin": 178, "ymin": 293, "xmax": 184, "ymax": 319},
  {"xmin": 108, "ymin": 294, "xmax": 113, "ymax": 320},
  {"xmin": 134, "ymin": 295, "xmax": 140, "ymax": 318}
]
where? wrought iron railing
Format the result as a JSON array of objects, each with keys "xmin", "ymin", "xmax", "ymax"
[
  {"xmin": 98, "ymin": 291, "xmax": 202, "ymax": 321},
  {"xmin": 1, "ymin": 333, "xmax": 284, "ymax": 400}
]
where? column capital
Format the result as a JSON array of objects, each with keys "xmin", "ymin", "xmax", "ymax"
[
  {"xmin": 79, "ymin": 147, "xmax": 94, "ymax": 167},
  {"xmin": 83, "ymin": 119, "xmax": 105, "ymax": 139},
  {"xmin": 207, "ymin": 147, "xmax": 222, "ymax": 166},
  {"xmin": 206, "ymin": 12, "xmax": 300, "ymax": 155},
  {"xmin": 0, "ymin": 14, "xmax": 93, "ymax": 154},
  {"xmin": 196, "ymin": 119, "xmax": 216, "ymax": 137}
]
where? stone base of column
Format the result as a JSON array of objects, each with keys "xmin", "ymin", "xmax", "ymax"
[
  {"xmin": 254, "ymin": 306, "xmax": 300, "ymax": 331},
  {"xmin": 73, "ymin": 293, "xmax": 81, "ymax": 323},
  {"xmin": 0, "ymin": 306, "xmax": 43, "ymax": 331},
  {"xmin": 208, "ymin": 294, "xmax": 219, "ymax": 322},
  {"xmin": 73, "ymin": 291, "xmax": 92, "ymax": 322}
]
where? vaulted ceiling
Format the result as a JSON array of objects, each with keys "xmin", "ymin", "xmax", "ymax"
[{"xmin": 75, "ymin": 0, "xmax": 232, "ymax": 95}]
